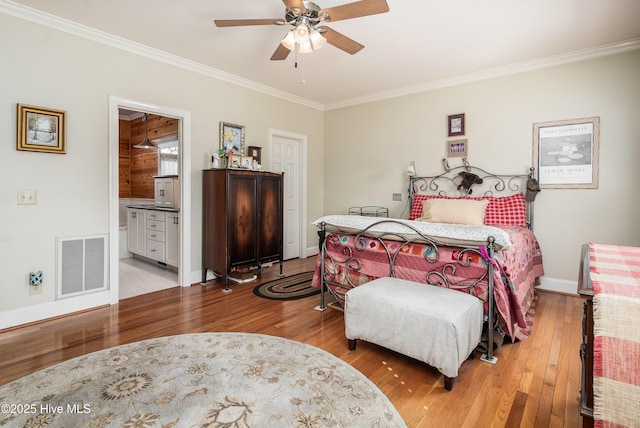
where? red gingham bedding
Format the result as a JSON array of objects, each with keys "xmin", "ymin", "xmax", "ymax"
[{"xmin": 312, "ymin": 225, "xmax": 544, "ymax": 341}]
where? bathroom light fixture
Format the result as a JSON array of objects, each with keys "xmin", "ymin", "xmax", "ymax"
[
  {"xmin": 133, "ymin": 113, "xmax": 157, "ymax": 149},
  {"xmin": 405, "ymin": 160, "xmax": 416, "ymax": 177}
]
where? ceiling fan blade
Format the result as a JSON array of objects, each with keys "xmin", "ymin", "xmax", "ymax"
[
  {"xmin": 319, "ymin": 0, "xmax": 389, "ymax": 22},
  {"xmin": 282, "ymin": 0, "xmax": 306, "ymax": 14},
  {"xmin": 214, "ymin": 18, "xmax": 281, "ymax": 27},
  {"xmin": 319, "ymin": 26, "xmax": 364, "ymax": 55},
  {"xmin": 271, "ymin": 44, "xmax": 291, "ymax": 61}
]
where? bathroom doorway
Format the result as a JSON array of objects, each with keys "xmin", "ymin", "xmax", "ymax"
[{"xmin": 108, "ymin": 96, "xmax": 192, "ymax": 304}]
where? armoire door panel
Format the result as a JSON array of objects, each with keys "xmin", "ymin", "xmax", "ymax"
[
  {"xmin": 228, "ymin": 175, "xmax": 257, "ymax": 266},
  {"xmin": 258, "ymin": 176, "xmax": 283, "ymax": 261}
]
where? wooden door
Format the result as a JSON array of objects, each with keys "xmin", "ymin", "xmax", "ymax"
[
  {"xmin": 227, "ymin": 173, "xmax": 257, "ymax": 267},
  {"xmin": 271, "ymin": 133, "xmax": 302, "ymax": 260}
]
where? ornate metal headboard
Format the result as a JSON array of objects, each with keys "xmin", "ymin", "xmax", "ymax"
[{"xmin": 409, "ymin": 164, "xmax": 538, "ymax": 230}]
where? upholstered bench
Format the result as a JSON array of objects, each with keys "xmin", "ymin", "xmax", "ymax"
[{"xmin": 344, "ymin": 277, "xmax": 483, "ymax": 390}]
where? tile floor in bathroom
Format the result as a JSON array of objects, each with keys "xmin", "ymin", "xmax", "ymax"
[{"xmin": 119, "ymin": 257, "xmax": 178, "ymax": 299}]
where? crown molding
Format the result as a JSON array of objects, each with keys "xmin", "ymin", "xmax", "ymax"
[
  {"xmin": 325, "ymin": 38, "xmax": 640, "ymax": 110},
  {"xmin": 2, "ymin": 0, "xmax": 638, "ymax": 112},
  {"xmin": 0, "ymin": 0, "xmax": 324, "ymax": 111}
]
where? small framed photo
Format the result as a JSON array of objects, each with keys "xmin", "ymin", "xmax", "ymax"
[
  {"xmin": 446, "ymin": 139, "xmax": 468, "ymax": 158},
  {"xmin": 247, "ymin": 146, "xmax": 262, "ymax": 164},
  {"xmin": 447, "ymin": 113, "xmax": 465, "ymax": 137},
  {"xmin": 229, "ymin": 154, "xmax": 243, "ymax": 168},
  {"xmin": 533, "ymin": 117, "xmax": 599, "ymax": 189},
  {"xmin": 17, "ymin": 104, "xmax": 66, "ymax": 154},
  {"xmin": 220, "ymin": 121, "xmax": 245, "ymax": 155}
]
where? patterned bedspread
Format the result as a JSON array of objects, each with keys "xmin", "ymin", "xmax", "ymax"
[{"xmin": 312, "ymin": 225, "xmax": 544, "ymax": 341}]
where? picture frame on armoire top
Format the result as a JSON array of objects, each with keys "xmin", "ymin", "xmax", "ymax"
[
  {"xmin": 220, "ymin": 122, "xmax": 245, "ymax": 155},
  {"xmin": 248, "ymin": 146, "xmax": 262, "ymax": 164}
]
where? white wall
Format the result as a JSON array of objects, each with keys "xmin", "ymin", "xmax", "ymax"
[
  {"xmin": 0, "ymin": 13, "xmax": 324, "ymax": 319},
  {"xmin": 324, "ymin": 50, "xmax": 640, "ymax": 286}
]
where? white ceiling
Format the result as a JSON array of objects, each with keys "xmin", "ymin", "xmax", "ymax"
[{"xmin": 5, "ymin": 0, "xmax": 640, "ymax": 109}]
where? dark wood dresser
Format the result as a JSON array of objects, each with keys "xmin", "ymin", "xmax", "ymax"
[
  {"xmin": 577, "ymin": 244, "xmax": 594, "ymax": 428},
  {"xmin": 202, "ymin": 169, "xmax": 284, "ymax": 283}
]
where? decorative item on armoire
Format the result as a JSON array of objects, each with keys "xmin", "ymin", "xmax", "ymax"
[{"xmin": 220, "ymin": 121, "xmax": 245, "ymax": 156}]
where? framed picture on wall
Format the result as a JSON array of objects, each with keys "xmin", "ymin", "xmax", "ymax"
[
  {"xmin": 533, "ymin": 117, "xmax": 600, "ymax": 189},
  {"xmin": 446, "ymin": 139, "xmax": 468, "ymax": 158},
  {"xmin": 17, "ymin": 104, "xmax": 66, "ymax": 154},
  {"xmin": 447, "ymin": 113, "xmax": 465, "ymax": 137},
  {"xmin": 220, "ymin": 122, "xmax": 245, "ymax": 155}
]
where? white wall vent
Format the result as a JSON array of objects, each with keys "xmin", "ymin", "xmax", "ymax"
[{"xmin": 56, "ymin": 235, "xmax": 108, "ymax": 299}]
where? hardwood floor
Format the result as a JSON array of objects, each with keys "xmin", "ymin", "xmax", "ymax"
[{"xmin": 0, "ymin": 257, "xmax": 583, "ymax": 427}]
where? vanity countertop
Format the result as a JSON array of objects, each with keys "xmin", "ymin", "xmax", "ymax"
[{"xmin": 127, "ymin": 204, "xmax": 179, "ymax": 213}]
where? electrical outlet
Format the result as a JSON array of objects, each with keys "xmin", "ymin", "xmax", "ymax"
[
  {"xmin": 392, "ymin": 193, "xmax": 403, "ymax": 202},
  {"xmin": 29, "ymin": 271, "xmax": 43, "ymax": 295},
  {"xmin": 18, "ymin": 190, "xmax": 37, "ymax": 205}
]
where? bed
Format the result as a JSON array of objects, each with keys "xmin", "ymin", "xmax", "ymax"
[{"xmin": 311, "ymin": 164, "xmax": 544, "ymax": 362}]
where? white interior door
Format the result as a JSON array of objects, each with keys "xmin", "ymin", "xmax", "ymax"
[{"xmin": 269, "ymin": 130, "xmax": 305, "ymax": 260}]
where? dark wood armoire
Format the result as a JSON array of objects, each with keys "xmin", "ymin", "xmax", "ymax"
[{"xmin": 202, "ymin": 169, "xmax": 284, "ymax": 283}]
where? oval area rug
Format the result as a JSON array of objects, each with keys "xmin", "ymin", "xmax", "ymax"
[
  {"xmin": 0, "ymin": 332, "xmax": 406, "ymax": 427},
  {"xmin": 253, "ymin": 271, "xmax": 320, "ymax": 301}
]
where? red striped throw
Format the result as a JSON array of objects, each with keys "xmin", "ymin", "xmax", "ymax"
[{"xmin": 589, "ymin": 243, "xmax": 640, "ymax": 427}]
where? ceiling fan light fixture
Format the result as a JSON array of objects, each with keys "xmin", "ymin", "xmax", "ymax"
[
  {"xmin": 280, "ymin": 30, "xmax": 296, "ymax": 50},
  {"xmin": 298, "ymin": 40, "xmax": 314, "ymax": 54},
  {"xmin": 293, "ymin": 23, "xmax": 310, "ymax": 44},
  {"xmin": 309, "ymin": 29, "xmax": 327, "ymax": 50}
]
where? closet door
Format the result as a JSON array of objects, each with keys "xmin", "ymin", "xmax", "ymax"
[
  {"xmin": 257, "ymin": 174, "xmax": 283, "ymax": 264},
  {"xmin": 227, "ymin": 173, "xmax": 257, "ymax": 267}
]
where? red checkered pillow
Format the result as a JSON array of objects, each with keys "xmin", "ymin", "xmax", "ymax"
[
  {"xmin": 409, "ymin": 193, "xmax": 527, "ymax": 227},
  {"xmin": 484, "ymin": 193, "xmax": 527, "ymax": 227},
  {"xmin": 408, "ymin": 194, "xmax": 429, "ymax": 220}
]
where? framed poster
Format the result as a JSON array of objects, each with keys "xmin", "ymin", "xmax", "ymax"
[
  {"xmin": 533, "ymin": 117, "xmax": 599, "ymax": 189},
  {"xmin": 17, "ymin": 104, "xmax": 66, "ymax": 154}
]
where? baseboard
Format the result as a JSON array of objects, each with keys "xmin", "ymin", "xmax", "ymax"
[
  {"xmin": 537, "ymin": 276, "xmax": 578, "ymax": 295},
  {"xmin": 0, "ymin": 291, "xmax": 111, "ymax": 331}
]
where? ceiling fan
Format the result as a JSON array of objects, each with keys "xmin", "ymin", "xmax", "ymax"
[{"xmin": 214, "ymin": 0, "xmax": 390, "ymax": 61}]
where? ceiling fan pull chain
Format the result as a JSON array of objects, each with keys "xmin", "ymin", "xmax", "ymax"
[
  {"xmin": 300, "ymin": 52, "xmax": 306, "ymax": 84},
  {"xmin": 294, "ymin": 42, "xmax": 299, "ymax": 68}
]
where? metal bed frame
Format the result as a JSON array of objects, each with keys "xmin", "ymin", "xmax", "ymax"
[{"xmin": 316, "ymin": 164, "xmax": 538, "ymax": 364}]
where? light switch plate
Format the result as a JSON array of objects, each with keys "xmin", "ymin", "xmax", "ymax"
[{"xmin": 18, "ymin": 190, "xmax": 37, "ymax": 205}]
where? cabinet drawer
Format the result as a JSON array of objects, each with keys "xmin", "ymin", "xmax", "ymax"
[
  {"xmin": 146, "ymin": 239, "xmax": 165, "ymax": 262},
  {"xmin": 146, "ymin": 219, "xmax": 165, "ymax": 232},
  {"xmin": 146, "ymin": 229, "xmax": 165, "ymax": 242},
  {"xmin": 146, "ymin": 210, "xmax": 165, "ymax": 221}
]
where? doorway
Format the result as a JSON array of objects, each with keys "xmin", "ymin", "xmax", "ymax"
[
  {"xmin": 268, "ymin": 129, "xmax": 307, "ymax": 260},
  {"xmin": 108, "ymin": 96, "xmax": 192, "ymax": 304}
]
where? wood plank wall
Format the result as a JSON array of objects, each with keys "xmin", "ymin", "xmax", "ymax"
[
  {"xmin": 119, "ymin": 114, "xmax": 178, "ymax": 199},
  {"xmin": 118, "ymin": 119, "xmax": 131, "ymax": 198}
]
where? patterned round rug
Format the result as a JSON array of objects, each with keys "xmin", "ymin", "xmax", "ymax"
[
  {"xmin": 0, "ymin": 332, "xmax": 405, "ymax": 427},
  {"xmin": 253, "ymin": 271, "xmax": 320, "ymax": 301}
]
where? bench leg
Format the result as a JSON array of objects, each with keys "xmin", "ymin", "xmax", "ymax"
[
  {"xmin": 444, "ymin": 376, "xmax": 454, "ymax": 391},
  {"xmin": 348, "ymin": 339, "xmax": 357, "ymax": 351}
]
